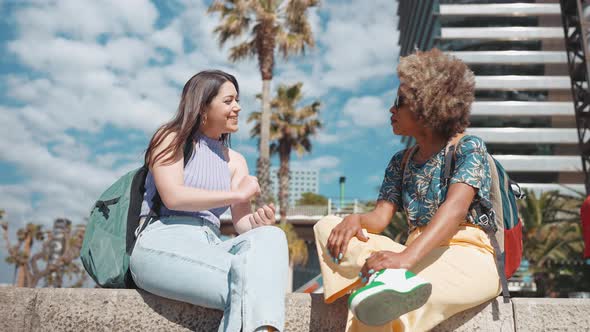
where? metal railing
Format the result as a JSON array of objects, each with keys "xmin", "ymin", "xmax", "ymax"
[
  {"xmin": 559, "ymin": 0, "xmax": 590, "ymax": 194},
  {"xmin": 219, "ymin": 198, "xmax": 371, "ymax": 220}
]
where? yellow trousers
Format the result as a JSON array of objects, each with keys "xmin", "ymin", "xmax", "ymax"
[{"xmin": 314, "ymin": 215, "xmax": 501, "ymax": 332}]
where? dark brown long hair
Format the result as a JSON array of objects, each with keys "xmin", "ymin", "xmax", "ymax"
[{"xmin": 145, "ymin": 70, "xmax": 238, "ymax": 168}]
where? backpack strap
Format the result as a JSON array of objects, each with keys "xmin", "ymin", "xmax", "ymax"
[
  {"xmin": 486, "ymin": 226, "xmax": 511, "ymax": 303},
  {"xmin": 442, "ymin": 133, "xmax": 466, "ymax": 187},
  {"xmin": 441, "ymin": 133, "xmax": 512, "ymax": 303}
]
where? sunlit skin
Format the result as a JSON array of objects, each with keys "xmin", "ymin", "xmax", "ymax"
[
  {"xmin": 150, "ymin": 81, "xmax": 276, "ymax": 235},
  {"xmin": 326, "ymin": 84, "xmax": 479, "ymax": 282}
]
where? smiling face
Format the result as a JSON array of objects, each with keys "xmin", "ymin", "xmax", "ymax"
[
  {"xmin": 389, "ymin": 88, "xmax": 422, "ymax": 137},
  {"xmin": 202, "ymin": 81, "xmax": 241, "ymax": 136}
]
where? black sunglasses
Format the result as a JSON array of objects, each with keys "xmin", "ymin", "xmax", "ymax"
[{"xmin": 394, "ymin": 93, "xmax": 405, "ymax": 109}]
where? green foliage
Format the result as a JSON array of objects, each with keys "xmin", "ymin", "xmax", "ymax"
[
  {"xmin": 297, "ymin": 192, "xmax": 328, "ymax": 206},
  {"xmin": 276, "ymin": 223, "xmax": 308, "ymax": 267},
  {"xmin": 517, "ymin": 189, "xmax": 587, "ymax": 296},
  {"xmin": 518, "ymin": 189, "xmax": 584, "ymax": 268}
]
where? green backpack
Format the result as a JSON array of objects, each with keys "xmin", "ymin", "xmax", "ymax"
[{"xmin": 81, "ymin": 140, "xmax": 193, "ymax": 288}]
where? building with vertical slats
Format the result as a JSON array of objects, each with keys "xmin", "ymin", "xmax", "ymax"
[{"xmin": 397, "ymin": 0, "xmax": 584, "ymax": 194}]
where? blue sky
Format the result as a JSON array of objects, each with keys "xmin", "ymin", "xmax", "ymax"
[{"xmin": 0, "ymin": 0, "xmax": 402, "ymax": 283}]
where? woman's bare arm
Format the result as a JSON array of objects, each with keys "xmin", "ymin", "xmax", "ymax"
[
  {"xmin": 402, "ymin": 182, "xmax": 476, "ymax": 267},
  {"xmin": 360, "ymin": 182, "xmax": 476, "ymax": 276},
  {"xmin": 360, "ymin": 200, "xmax": 399, "ymax": 233},
  {"xmin": 151, "ymin": 132, "xmax": 255, "ymax": 211}
]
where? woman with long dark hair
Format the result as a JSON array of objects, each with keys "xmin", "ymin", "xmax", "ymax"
[{"xmin": 130, "ymin": 70, "xmax": 288, "ymax": 332}]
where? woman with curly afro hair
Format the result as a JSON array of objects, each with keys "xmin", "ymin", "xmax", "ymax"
[{"xmin": 313, "ymin": 49, "xmax": 501, "ymax": 331}]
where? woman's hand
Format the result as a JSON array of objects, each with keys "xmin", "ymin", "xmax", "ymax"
[
  {"xmin": 235, "ymin": 175, "xmax": 260, "ymax": 202},
  {"xmin": 249, "ymin": 203, "xmax": 276, "ymax": 228},
  {"xmin": 327, "ymin": 214, "xmax": 369, "ymax": 263},
  {"xmin": 359, "ymin": 250, "xmax": 414, "ymax": 282}
]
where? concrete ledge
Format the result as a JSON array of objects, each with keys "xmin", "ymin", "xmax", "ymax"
[
  {"xmin": 513, "ymin": 298, "xmax": 590, "ymax": 332},
  {"xmin": 1, "ymin": 287, "xmax": 589, "ymax": 331},
  {"xmin": 433, "ymin": 298, "xmax": 514, "ymax": 332},
  {"xmin": 0, "ymin": 288, "xmax": 347, "ymax": 332}
]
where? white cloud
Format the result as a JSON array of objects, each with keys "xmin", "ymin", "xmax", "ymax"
[
  {"xmin": 8, "ymin": 37, "xmax": 109, "ymax": 73},
  {"xmin": 316, "ymin": 0, "xmax": 399, "ymax": 91},
  {"xmin": 12, "ymin": 0, "xmax": 158, "ymax": 41},
  {"xmin": 0, "ymin": 185, "xmax": 33, "ymax": 225},
  {"xmin": 0, "ymin": 108, "xmax": 126, "ymax": 224},
  {"xmin": 0, "ymin": 0, "xmax": 401, "ymax": 229},
  {"xmin": 149, "ymin": 20, "xmax": 184, "ymax": 54},
  {"xmin": 0, "ymin": 0, "xmax": 259, "ymax": 226},
  {"xmin": 342, "ymin": 96, "xmax": 389, "ymax": 128},
  {"xmin": 292, "ymin": 156, "xmax": 340, "ymax": 170},
  {"xmin": 105, "ymin": 37, "xmax": 155, "ymax": 72},
  {"xmin": 314, "ymin": 131, "xmax": 340, "ymax": 144}
]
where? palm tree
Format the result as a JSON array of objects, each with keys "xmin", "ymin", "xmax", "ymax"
[
  {"xmin": 209, "ymin": 0, "xmax": 318, "ymax": 205},
  {"xmin": 248, "ymin": 83, "xmax": 319, "ymax": 289},
  {"xmin": 248, "ymin": 82, "xmax": 321, "ymax": 224},
  {"xmin": 518, "ymin": 189, "xmax": 584, "ymax": 268}
]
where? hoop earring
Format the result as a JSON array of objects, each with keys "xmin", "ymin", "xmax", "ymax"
[{"xmin": 201, "ymin": 114, "xmax": 208, "ymax": 126}]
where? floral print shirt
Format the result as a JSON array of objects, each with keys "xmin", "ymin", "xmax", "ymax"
[{"xmin": 378, "ymin": 135, "xmax": 491, "ymax": 229}]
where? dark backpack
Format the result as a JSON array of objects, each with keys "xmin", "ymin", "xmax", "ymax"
[
  {"xmin": 80, "ymin": 140, "xmax": 193, "ymax": 288},
  {"xmin": 402, "ymin": 134, "xmax": 524, "ymax": 303}
]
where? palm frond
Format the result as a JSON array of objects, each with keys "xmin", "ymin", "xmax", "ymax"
[
  {"xmin": 208, "ymin": 1, "xmax": 230, "ymax": 15},
  {"xmin": 247, "ymin": 111, "xmax": 261, "ymax": 123},
  {"xmin": 285, "ymin": 0, "xmax": 318, "ymax": 32},
  {"xmin": 276, "ymin": 30, "xmax": 307, "ymax": 58},
  {"xmin": 209, "ymin": 0, "xmax": 252, "ymax": 46},
  {"xmin": 229, "ymin": 40, "xmax": 256, "ymax": 62}
]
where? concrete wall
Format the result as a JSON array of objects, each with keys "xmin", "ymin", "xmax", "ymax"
[{"xmin": 1, "ymin": 287, "xmax": 589, "ymax": 331}]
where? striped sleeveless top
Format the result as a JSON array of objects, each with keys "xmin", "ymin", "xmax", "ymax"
[{"xmin": 140, "ymin": 133, "xmax": 231, "ymax": 227}]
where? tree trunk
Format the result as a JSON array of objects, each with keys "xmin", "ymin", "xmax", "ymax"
[
  {"xmin": 255, "ymin": 24, "xmax": 275, "ymax": 207},
  {"xmin": 256, "ymin": 79, "xmax": 272, "ymax": 206},
  {"xmin": 16, "ymin": 233, "xmax": 32, "ymax": 287},
  {"xmin": 278, "ymin": 146, "xmax": 290, "ymax": 225}
]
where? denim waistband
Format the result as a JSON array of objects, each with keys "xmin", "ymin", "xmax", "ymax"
[{"xmin": 144, "ymin": 215, "xmax": 221, "ymax": 237}]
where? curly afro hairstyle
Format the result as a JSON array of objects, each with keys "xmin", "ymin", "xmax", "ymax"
[{"xmin": 397, "ymin": 48, "xmax": 475, "ymax": 140}]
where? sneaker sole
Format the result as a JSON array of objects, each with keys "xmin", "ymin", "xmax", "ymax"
[{"xmin": 352, "ymin": 283, "xmax": 432, "ymax": 326}]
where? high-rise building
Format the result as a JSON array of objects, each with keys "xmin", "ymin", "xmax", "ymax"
[
  {"xmin": 397, "ymin": 0, "xmax": 584, "ymax": 194},
  {"xmin": 270, "ymin": 167, "xmax": 320, "ymax": 206}
]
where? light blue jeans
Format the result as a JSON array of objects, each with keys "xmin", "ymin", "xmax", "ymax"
[{"xmin": 129, "ymin": 216, "xmax": 289, "ymax": 332}]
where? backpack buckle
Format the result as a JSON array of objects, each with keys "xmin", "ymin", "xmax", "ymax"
[
  {"xmin": 479, "ymin": 214, "xmax": 490, "ymax": 225},
  {"xmin": 479, "ymin": 211, "xmax": 498, "ymax": 232},
  {"xmin": 95, "ymin": 201, "xmax": 110, "ymax": 219}
]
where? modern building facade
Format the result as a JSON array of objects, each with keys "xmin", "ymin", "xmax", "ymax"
[
  {"xmin": 270, "ymin": 167, "xmax": 320, "ymax": 206},
  {"xmin": 397, "ymin": 0, "xmax": 585, "ymax": 195}
]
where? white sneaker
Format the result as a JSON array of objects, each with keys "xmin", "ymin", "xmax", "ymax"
[{"xmin": 348, "ymin": 269, "xmax": 432, "ymax": 326}]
